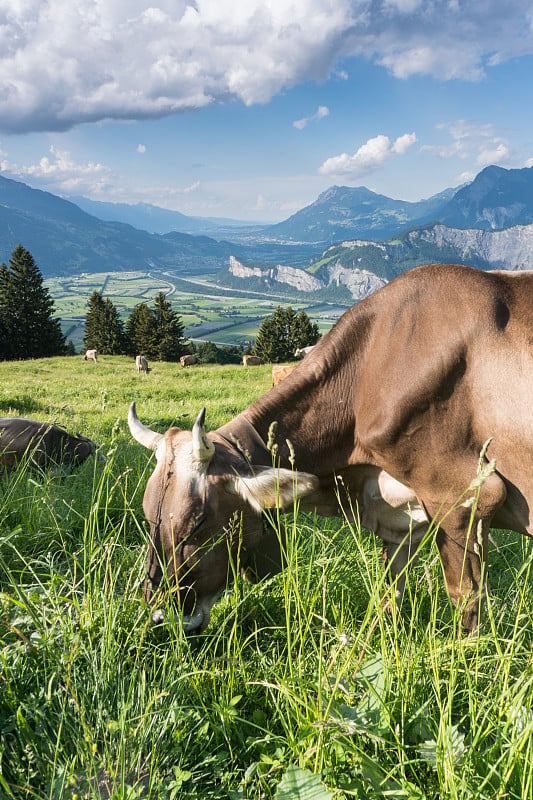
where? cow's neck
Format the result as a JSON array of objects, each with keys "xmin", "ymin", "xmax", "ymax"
[
  {"xmin": 235, "ymin": 369, "xmax": 367, "ymax": 476},
  {"xmin": 223, "ymin": 304, "xmax": 375, "ymax": 476},
  {"xmin": 243, "ymin": 389, "xmax": 356, "ymax": 474}
]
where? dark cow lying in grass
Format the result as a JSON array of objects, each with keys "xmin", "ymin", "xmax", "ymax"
[
  {"xmin": 0, "ymin": 417, "xmax": 102, "ymax": 470},
  {"xmin": 129, "ymin": 263, "xmax": 533, "ymax": 634}
]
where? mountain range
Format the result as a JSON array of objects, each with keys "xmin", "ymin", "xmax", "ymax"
[{"xmin": 2, "ymin": 165, "xmax": 533, "ymax": 287}]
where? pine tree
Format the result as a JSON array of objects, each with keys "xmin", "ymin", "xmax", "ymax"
[
  {"xmin": 0, "ymin": 313, "xmax": 8, "ymax": 361},
  {"xmin": 83, "ymin": 291, "xmax": 106, "ymax": 352},
  {"xmin": 124, "ymin": 303, "xmax": 157, "ymax": 358},
  {"xmin": 291, "ymin": 310, "xmax": 320, "ymax": 351},
  {"xmin": 101, "ymin": 298, "xmax": 127, "ymax": 354},
  {"xmin": 0, "ymin": 263, "xmax": 12, "ymax": 361},
  {"xmin": 254, "ymin": 312, "xmax": 283, "ymax": 363},
  {"xmin": 83, "ymin": 291, "xmax": 127, "ymax": 355},
  {"xmin": 152, "ymin": 292, "xmax": 186, "ymax": 362},
  {"xmin": 0, "ymin": 245, "xmax": 66, "ymax": 361},
  {"xmin": 254, "ymin": 305, "xmax": 319, "ymax": 363}
]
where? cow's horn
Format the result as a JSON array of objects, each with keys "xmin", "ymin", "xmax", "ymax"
[
  {"xmin": 192, "ymin": 408, "xmax": 215, "ymax": 463},
  {"xmin": 128, "ymin": 402, "xmax": 164, "ymax": 451}
]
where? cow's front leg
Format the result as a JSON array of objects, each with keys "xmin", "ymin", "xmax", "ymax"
[
  {"xmin": 435, "ymin": 517, "xmax": 489, "ymax": 633},
  {"xmin": 381, "ymin": 536, "xmax": 420, "ymax": 614},
  {"xmin": 428, "ymin": 469, "xmax": 506, "ymax": 632}
]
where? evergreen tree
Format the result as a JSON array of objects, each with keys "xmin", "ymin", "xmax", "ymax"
[
  {"xmin": 253, "ymin": 305, "xmax": 319, "ymax": 363},
  {"xmin": 254, "ymin": 312, "xmax": 283, "ymax": 363},
  {"xmin": 83, "ymin": 291, "xmax": 106, "ymax": 352},
  {"xmin": 0, "ymin": 263, "xmax": 11, "ymax": 360},
  {"xmin": 0, "ymin": 313, "xmax": 8, "ymax": 361},
  {"xmin": 152, "ymin": 292, "xmax": 186, "ymax": 362},
  {"xmin": 196, "ymin": 340, "xmax": 220, "ymax": 364},
  {"xmin": 101, "ymin": 297, "xmax": 128, "ymax": 354},
  {"xmin": 124, "ymin": 303, "xmax": 156, "ymax": 357},
  {"xmin": 0, "ymin": 245, "xmax": 66, "ymax": 361},
  {"xmin": 196, "ymin": 340, "xmax": 242, "ymax": 364},
  {"xmin": 291, "ymin": 309, "xmax": 320, "ymax": 350},
  {"xmin": 83, "ymin": 291, "xmax": 127, "ymax": 355}
]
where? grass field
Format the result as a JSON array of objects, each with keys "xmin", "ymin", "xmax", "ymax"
[
  {"xmin": 46, "ymin": 271, "xmax": 346, "ymax": 352},
  {"xmin": 1, "ymin": 356, "xmax": 533, "ymax": 799}
]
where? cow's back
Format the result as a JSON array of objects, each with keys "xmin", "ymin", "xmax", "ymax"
[
  {"xmin": 353, "ymin": 264, "xmax": 533, "ymax": 532},
  {"xmin": 0, "ymin": 418, "xmax": 45, "ymax": 468}
]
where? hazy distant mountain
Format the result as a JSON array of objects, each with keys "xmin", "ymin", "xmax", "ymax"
[
  {"xmin": 249, "ymin": 166, "xmax": 533, "ymax": 244},
  {"xmin": 261, "ymin": 184, "xmax": 459, "ymax": 244},
  {"xmin": 74, "ymin": 167, "xmax": 533, "ymax": 243},
  {"xmin": 71, "ymin": 195, "xmax": 260, "ymax": 236},
  {"xmin": 436, "ymin": 165, "xmax": 533, "ymax": 229},
  {"xmin": 3, "ymin": 165, "xmax": 533, "ymax": 281},
  {"xmin": 0, "ymin": 174, "xmax": 234, "ymax": 276},
  {"xmin": 0, "ymin": 174, "xmax": 316, "ymax": 276}
]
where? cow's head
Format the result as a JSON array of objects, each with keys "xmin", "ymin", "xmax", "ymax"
[
  {"xmin": 128, "ymin": 403, "xmax": 318, "ymax": 633},
  {"xmin": 72, "ymin": 431, "xmax": 105, "ymax": 464}
]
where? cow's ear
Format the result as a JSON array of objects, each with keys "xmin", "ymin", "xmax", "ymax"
[{"xmin": 228, "ymin": 467, "xmax": 318, "ymax": 513}]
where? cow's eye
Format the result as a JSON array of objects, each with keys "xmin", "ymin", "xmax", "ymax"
[
  {"xmin": 193, "ymin": 513, "xmax": 208, "ymax": 532},
  {"xmin": 177, "ymin": 514, "xmax": 208, "ymax": 547}
]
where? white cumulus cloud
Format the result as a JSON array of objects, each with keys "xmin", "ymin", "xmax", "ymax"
[
  {"xmin": 319, "ymin": 133, "xmax": 417, "ymax": 178},
  {"xmin": 0, "ymin": 1, "xmax": 532, "ymax": 133},
  {"xmin": 182, "ymin": 180, "xmax": 201, "ymax": 194},
  {"xmin": 476, "ymin": 142, "xmax": 510, "ymax": 168},
  {"xmin": 423, "ymin": 121, "xmax": 511, "ymax": 167},
  {"xmin": 293, "ymin": 105, "xmax": 330, "ymax": 130},
  {"xmin": 1, "ymin": 146, "xmax": 113, "ymax": 194}
]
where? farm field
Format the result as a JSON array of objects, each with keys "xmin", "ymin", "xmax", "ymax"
[
  {"xmin": 1, "ymin": 356, "xmax": 533, "ymax": 798},
  {"xmin": 47, "ymin": 270, "xmax": 347, "ymax": 351}
]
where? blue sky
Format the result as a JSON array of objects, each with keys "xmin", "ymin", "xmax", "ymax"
[{"xmin": 1, "ymin": 1, "xmax": 533, "ymax": 222}]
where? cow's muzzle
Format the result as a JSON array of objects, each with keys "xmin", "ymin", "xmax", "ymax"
[{"xmin": 151, "ymin": 606, "xmax": 204, "ymax": 633}]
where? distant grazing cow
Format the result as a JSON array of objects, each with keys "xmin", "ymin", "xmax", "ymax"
[
  {"xmin": 129, "ymin": 263, "xmax": 533, "ymax": 636},
  {"xmin": 243, "ymin": 355, "xmax": 262, "ymax": 367},
  {"xmin": 0, "ymin": 417, "xmax": 103, "ymax": 470},
  {"xmin": 136, "ymin": 355, "xmax": 151, "ymax": 374},
  {"xmin": 294, "ymin": 345, "xmax": 315, "ymax": 358},
  {"xmin": 272, "ymin": 363, "xmax": 298, "ymax": 386},
  {"xmin": 180, "ymin": 355, "xmax": 198, "ymax": 367},
  {"xmin": 83, "ymin": 349, "xmax": 98, "ymax": 362}
]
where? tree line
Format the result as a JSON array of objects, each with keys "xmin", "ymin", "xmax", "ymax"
[
  {"xmin": 0, "ymin": 245, "xmax": 320, "ymax": 363},
  {"xmin": 83, "ymin": 289, "xmax": 187, "ymax": 361},
  {"xmin": 0, "ymin": 245, "xmax": 188, "ymax": 362}
]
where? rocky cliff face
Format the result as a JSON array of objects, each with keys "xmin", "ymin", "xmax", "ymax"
[
  {"xmin": 326, "ymin": 264, "xmax": 387, "ymax": 298},
  {"xmin": 229, "ymin": 255, "xmax": 323, "ymax": 293},
  {"xmin": 412, "ymin": 223, "xmax": 533, "ymax": 270},
  {"xmin": 229, "ymin": 256, "xmax": 264, "ymax": 279},
  {"xmin": 228, "ymin": 222, "xmax": 533, "ymax": 303},
  {"xmin": 229, "ymin": 253, "xmax": 385, "ymax": 300}
]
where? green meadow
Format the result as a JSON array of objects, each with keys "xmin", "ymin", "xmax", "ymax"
[
  {"xmin": 1, "ymin": 356, "xmax": 533, "ymax": 799},
  {"xmin": 47, "ymin": 271, "xmax": 344, "ymax": 351}
]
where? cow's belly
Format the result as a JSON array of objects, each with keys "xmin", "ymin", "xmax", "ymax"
[
  {"xmin": 300, "ymin": 467, "xmax": 429, "ymax": 544},
  {"xmin": 360, "ymin": 471, "xmax": 428, "ymax": 544}
]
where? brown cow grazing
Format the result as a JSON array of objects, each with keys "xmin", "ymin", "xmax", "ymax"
[
  {"xmin": 243, "ymin": 355, "xmax": 262, "ymax": 367},
  {"xmin": 272, "ymin": 363, "xmax": 298, "ymax": 386},
  {"xmin": 136, "ymin": 355, "xmax": 151, "ymax": 374},
  {"xmin": 83, "ymin": 349, "xmax": 98, "ymax": 362},
  {"xmin": 180, "ymin": 355, "xmax": 198, "ymax": 367},
  {"xmin": 0, "ymin": 417, "xmax": 103, "ymax": 470},
  {"xmin": 129, "ymin": 264, "xmax": 533, "ymax": 635}
]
